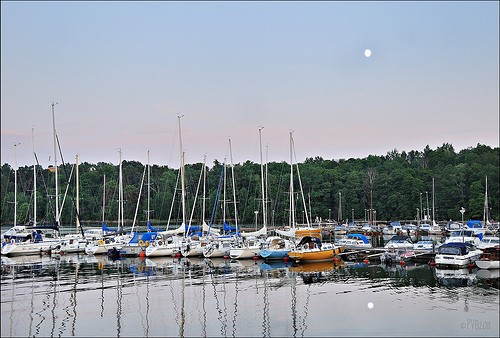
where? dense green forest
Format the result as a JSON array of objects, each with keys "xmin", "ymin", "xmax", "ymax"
[{"xmin": 1, "ymin": 143, "xmax": 498, "ymax": 229}]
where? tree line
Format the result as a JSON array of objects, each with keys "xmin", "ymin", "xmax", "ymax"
[{"xmin": 1, "ymin": 143, "xmax": 498, "ymax": 229}]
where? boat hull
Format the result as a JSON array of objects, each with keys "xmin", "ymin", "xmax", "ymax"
[
  {"xmin": 229, "ymin": 246, "xmax": 260, "ymax": 259},
  {"xmin": 434, "ymin": 251, "xmax": 482, "ymax": 268},
  {"xmin": 475, "ymin": 259, "xmax": 500, "ymax": 269},
  {"xmin": 288, "ymin": 246, "xmax": 344, "ymax": 262},
  {"xmin": 260, "ymin": 249, "xmax": 290, "ymax": 260},
  {"xmin": 1, "ymin": 240, "xmax": 61, "ymax": 256}
]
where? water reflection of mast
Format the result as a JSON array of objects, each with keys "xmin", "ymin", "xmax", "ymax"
[
  {"xmin": 29, "ymin": 265, "xmax": 35, "ymax": 337},
  {"xmin": 146, "ymin": 273, "xmax": 150, "ymax": 337},
  {"xmin": 180, "ymin": 262, "xmax": 186, "ymax": 337},
  {"xmin": 201, "ymin": 261, "xmax": 207, "ymax": 337},
  {"xmin": 71, "ymin": 261, "xmax": 79, "ymax": 336},
  {"xmin": 50, "ymin": 259, "xmax": 59, "ymax": 337},
  {"xmin": 300, "ymin": 285, "xmax": 311, "ymax": 336},
  {"xmin": 291, "ymin": 278, "xmax": 297, "ymax": 338},
  {"xmin": 262, "ymin": 274, "xmax": 270, "ymax": 337},
  {"xmin": 209, "ymin": 262, "xmax": 227, "ymax": 336},
  {"xmin": 116, "ymin": 265, "xmax": 123, "ymax": 337},
  {"xmin": 231, "ymin": 273, "xmax": 239, "ymax": 337},
  {"xmin": 100, "ymin": 262, "xmax": 104, "ymax": 318}
]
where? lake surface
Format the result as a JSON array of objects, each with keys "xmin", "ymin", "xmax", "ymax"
[{"xmin": 1, "ymin": 253, "xmax": 499, "ymax": 337}]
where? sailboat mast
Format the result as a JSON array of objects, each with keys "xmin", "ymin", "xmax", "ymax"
[
  {"xmin": 265, "ymin": 145, "xmax": 269, "ymax": 227},
  {"xmin": 32, "ymin": 127, "xmax": 37, "ymax": 226},
  {"xmin": 147, "ymin": 150, "xmax": 150, "ymax": 223},
  {"xmin": 102, "ymin": 174, "xmax": 106, "ymax": 225},
  {"xmin": 52, "ymin": 102, "xmax": 60, "ymax": 225},
  {"xmin": 178, "ymin": 115, "xmax": 186, "ymax": 227},
  {"xmin": 259, "ymin": 127, "xmax": 266, "ymax": 227},
  {"xmin": 289, "ymin": 131, "xmax": 295, "ymax": 229},
  {"xmin": 484, "ymin": 176, "xmax": 489, "ymax": 225},
  {"xmin": 292, "ymin": 134, "xmax": 310, "ymax": 227},
  {"xmin": 223, "ymin": 158, "xmax": 227, "ymax": 226},
  {"xmin": 432, "ymin": 177, "xmax": 435, "ymax": 223},
  {"xmin": 76, "ymin": 154, "xmax": 80, "ymax": 233},
  {"xmin": 118, "ymin": 149, "xmax": 123, "ymax": 231},
  {"xmin": 229, "ymin": 138, "xmax": 238, "ymax": 230},
  {"xmin": 202, "ymin": 154, "xmax": 207, "ymax": 225},
  {"xmin": 13, "ymin": 143, "xmax": 20, "ymax": 227}
]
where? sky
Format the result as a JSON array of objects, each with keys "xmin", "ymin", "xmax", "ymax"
[{"xmin": 1, "ymin": 1, "xmax": 499, "ymax": 169}]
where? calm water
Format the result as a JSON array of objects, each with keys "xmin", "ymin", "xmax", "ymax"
[{"xmin": 1, "ymin": 253, "xmax": 499, "ymax": 337}]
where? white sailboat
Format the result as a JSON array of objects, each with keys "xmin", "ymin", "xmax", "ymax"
[
  {"xmin": 229, "ymin": 136, "xmax": 263, "ymax": 259},
  {"xmin": 203, "ymin": 161, "xmax": 236, "ymax": 258},
  {"xmin": 59, "ymin": 155, "xmax": 90, "ymax": 253},
  {"xmin": 276, "ymin": 131, "xmax": 321, "ymax": 240},
  {"xmin": 2, "ymin": 104, "xmax": 63, "ymax": 256},
  {"xmin": 147, "ymin": 116, "xmax": 187, "ymax": 257},
  {"xmin": 85, "ymin": 149, "xmax": 130, "ymax": 255},
  {"xmin": 181, "ymin": 155, "xmax": 209, "ymax": 257}
]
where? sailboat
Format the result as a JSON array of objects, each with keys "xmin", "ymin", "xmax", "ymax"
[
  {"xmin": 180, "ymin": 155, "xmax": 211, "ymax": 257},
  {"xmin": 228, "ymin": 136, "xmax": 264, "ymax": 259},
  {"xmin": 2, "ymin": 106, "xmax": 63, "ymax": 256},
  {"xmin": 58, "ymin": 155, "xmax": 91, "ymax": 253},
  {"xmin": 121, "ymin": 151, "xmax": 159, "ymax": 256},
  {"xmin": 202, "ymin": 161, "xmax": 236, "ymax": 258},
  {"xmin": 146, "ymin": 116, "xmax": 187, "ymax": 257},
  {"xmin": 284, "ymin": 131, "xmax": 343, "ymax": 262},
  {"xmin": 276, "ymin": 131, "xmax": 321, "ymax": 240},
  {"xmin": 85, "ymin": 149, "xmax": 131, "ymax": 255}
]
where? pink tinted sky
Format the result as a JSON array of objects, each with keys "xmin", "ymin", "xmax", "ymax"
[{"xmin": 1, "ymin": 1, "xmax": 498, "ymax": 168}]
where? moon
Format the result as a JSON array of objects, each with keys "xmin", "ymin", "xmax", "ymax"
[
  {"xmin": 364, "ymin": 49, "xmax": 372, "ymax": 58},
  {"xmin": 367, "ymin": 302, "xmax": 374, "ymax": 309}
]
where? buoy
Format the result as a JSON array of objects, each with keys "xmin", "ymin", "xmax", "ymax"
[
  {"xmin": 175, "ymin": 252, "xmax": 181, "ymax": 258},
  {"xmin": 333, "ymin": 257, "xmax": 339, "ymax": 263},
  {"xmin": 283, "ymin": 256, "xmax": 289, "ymax": 262},
  {"xmin": 139, "ymin": 251, "xmax": 146, "ymax": 258},
  {"xmin": 253, "ymin": 255, "xmax": 259, "ymax": 261},
  {"xmin": 399, "ymin": 260, "xmax": 405, "ymax": 266},
  {"xmin": 468, "ymin": 263, "xmax": 475, "ymax": 269},
  {"xmin": 223, "ymin": 255, "xmax": 229, "ymax": 260},
  {"xmin": 363, "ymin": 259, "xmax": 369, "ymax": 264},
  {"xmin": 429, "ymin": 261, "xmax": 436, "ymax": 267}
]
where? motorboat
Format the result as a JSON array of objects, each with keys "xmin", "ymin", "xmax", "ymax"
[
  {"xmin": 475, "ymin": 246, "xmax": 500, "ymax": 269},
  {"xmin": 444, "ymin": 230, "xmax": 481, "ymax": 246},
  {"xmin": 477, "ymin": 236, "xmax": 500, "ymax": 250},
  {"xmin": 336, "ymin": 233, "xmax": 372, "ymax": 250},
  {"xmin": 384, "ymin": 235, "xmax": 414, "ymax": 250},
  {"xmin": 413, "ymin": 240, "xmax": 440, "ymax": 252},
  {"xmin": 382, "ymin": 222, "xmax": 403, "ymax": 236},
  {"xmin": 434, "ymin": 242, "xmax": 482, "ymax": 268}
]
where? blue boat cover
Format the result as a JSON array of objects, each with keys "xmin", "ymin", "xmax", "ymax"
[
  {"xmin": 102, "ymin": 223, "xmax": 117, "ymax": 233},
  {"xmin": 346, "ymin": 233, "xmax": 370, "ymax": 244},
  {"xmin": 438, "ymin": 242, "xmax": 473, "ymax": 255},
  {"xmin": 184, "ymin": 225, "xmax": 201, "ymax": 232},
  {"xmin": 147, "ymin": 220, "xmax": 160, "ymax": 232},
  {"xmin": 128, "ymin": 231, "xmax": 158, "ymax": 244},
  {"xmin": 223, "ymin": 222, "xmax": 240, "ymax": 235},
  {"xmin": 466, "ymin": 220, "xmax": 482, "ymax": 228}
]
